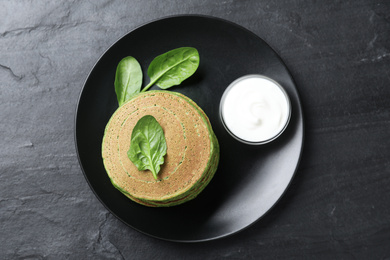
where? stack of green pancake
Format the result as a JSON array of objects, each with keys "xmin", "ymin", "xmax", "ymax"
[{"xmin": 102, "ymin": 91, "xmax": 219, "ymax": 207}]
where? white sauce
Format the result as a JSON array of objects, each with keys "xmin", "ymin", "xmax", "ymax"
[{"xmin": 220, "ymin": 75, "xmax": 290, "ymax": 143}]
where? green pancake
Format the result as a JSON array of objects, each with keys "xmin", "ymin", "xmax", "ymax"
[{"xmin": 102, "ymin": 91, "xmax": 219, "ymax": 206}]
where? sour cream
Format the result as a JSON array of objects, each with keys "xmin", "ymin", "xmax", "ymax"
[{"xmin": 220, "ymin": 75, "xmax": 291, "ymax": 144}]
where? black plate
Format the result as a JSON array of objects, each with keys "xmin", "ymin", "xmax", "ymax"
[{"xmin": 75, "ymin": 15, "xmax": 304, "ymax": 242}]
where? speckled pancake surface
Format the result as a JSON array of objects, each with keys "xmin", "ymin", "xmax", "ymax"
[{"xmin": 102, "ymin": 91, "xmax": 218, "ymax": 204}]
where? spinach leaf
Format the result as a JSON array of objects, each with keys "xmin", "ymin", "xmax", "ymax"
[
  {"xmin": 127, "ymin": 115, "xmax": 167, "ymax": 180},
  {"xmin": 114, "ymin": 56, "xmax": 143, "ymax": 106},
  {"xmin": 141, "ymin": 47, "xmax": 199, "ymax": 92}
]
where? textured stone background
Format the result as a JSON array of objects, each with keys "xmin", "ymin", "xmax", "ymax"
[{"xmin": 1, "ymin": 0, "xmax": 389, "ymax": 259}]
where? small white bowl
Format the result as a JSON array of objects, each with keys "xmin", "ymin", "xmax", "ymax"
[{"xmin": 220, "ymin": 74, "xmax": 291, "ymax": 145}]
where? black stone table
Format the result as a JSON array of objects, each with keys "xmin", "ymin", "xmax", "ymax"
[{"xmin": 1, "ymin": 1, "xmax": 389, "ymax": 259}]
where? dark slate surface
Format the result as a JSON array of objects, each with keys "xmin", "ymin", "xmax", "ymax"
[{"xmin": 1, "ymin": 0, "xmax": 389, "ymax": 259}]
